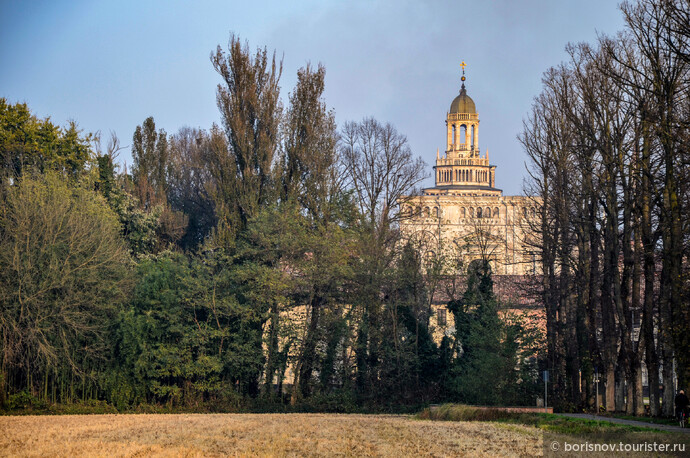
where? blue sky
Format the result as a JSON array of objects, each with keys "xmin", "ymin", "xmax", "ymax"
[{"xmin": 1, "ymin": 0, "xmax": 627, "ymax": 194}]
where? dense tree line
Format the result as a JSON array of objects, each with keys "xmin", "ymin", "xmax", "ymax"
[
  {"xmin": 522, "ymin": 0, "xmax": 690, "ymax": 415},
  {"xmin": 1, "ymin": 35, "xmax": 542, "ymax": 411}
]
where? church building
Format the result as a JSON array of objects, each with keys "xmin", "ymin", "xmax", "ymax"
[{"xmin": 400, "ymin": 64, "xmax": 538, "ymax": 278}]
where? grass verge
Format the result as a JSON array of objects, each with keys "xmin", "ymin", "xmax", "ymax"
[
  {"xmin": 417, "ymin": 404, "xmax": 655, "ymax": 435},
  {"xmin": 418, "ymin": 404, "xmax": 690, "ymax": 456}
]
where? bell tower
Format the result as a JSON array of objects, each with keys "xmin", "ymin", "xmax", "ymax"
[
  {"xmin": 430, "ymin": 62, "xmax": 500, "ymax": 195},
  {"xmin": 446, "ymin": 61, "xmax": 479, "ymax": 157}
]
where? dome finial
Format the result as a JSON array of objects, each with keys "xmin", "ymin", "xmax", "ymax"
[{"xmin": 449, "ymin": 61, "xmax": 476, "ymax": 113}]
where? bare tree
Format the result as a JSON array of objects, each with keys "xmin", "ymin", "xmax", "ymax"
[
  {"xmin": 167, "ymin": 126, "xmax": 218, "ymax": 249},
  {"xmin": 340, "ymin": 118, "xmax": 427, "ymax": 232},
  {"xmin": 620, "ymin": 0, "xmax": 690, "ymax": 414}
]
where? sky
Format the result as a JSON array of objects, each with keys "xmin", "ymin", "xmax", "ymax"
[{"xmin": 1, "ymin": 0, "xmax": 628, "ymax": 195}]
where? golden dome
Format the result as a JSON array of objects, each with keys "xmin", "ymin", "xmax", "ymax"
[{"xmin": 449, "ymin": 85, "xmax": 476, "ymax": 114}]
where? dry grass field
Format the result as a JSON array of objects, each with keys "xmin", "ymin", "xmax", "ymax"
[{"xmin": 0, "ymin": 413, "xmax": 542, "ymax": 457}]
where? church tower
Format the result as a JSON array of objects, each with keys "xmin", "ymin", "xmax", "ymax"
[
  {"xmin": 401, "ymin": 61, "xmax": 538, "ymax": 279},
  {"xmin": 429, "ymin": 63, "xmax": 500, "ymax": 196}
]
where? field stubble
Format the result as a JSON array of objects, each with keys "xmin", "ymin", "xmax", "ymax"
[{"xmin": 0, "ymin": 413, "xmax": 542, "ymax": 457}]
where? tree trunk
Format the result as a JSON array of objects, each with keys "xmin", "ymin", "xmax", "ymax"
[
  {"xmin": 634, "ymin": 356, "xmax": 645, "ymax": 416},
  {"xmin": 605, "ymin": 364, "xmax": 616, "ymax": 412},
  {"xmin": 661, "ymin": 340, "xmax": 675, "ymax": 417},
  {"xmin": 291, "ymin": 294, "xmax": 323, "ymax": 404},
  {"xmin": 615, "ymin": 359, "xmax": 626, "ymax": 412},
  {"xmin": 263, "ymin": 302, "xmax": 280, "ymax": 397}
]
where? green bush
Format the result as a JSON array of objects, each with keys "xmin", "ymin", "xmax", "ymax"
[{"xmin": 5, "ymin": 390, "xmax": 45, "ymax": 410}]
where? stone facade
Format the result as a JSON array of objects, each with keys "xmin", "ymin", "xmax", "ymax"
[{"xmin": 400, "ymin": 69, "xmax": 539, "ymax": 277}]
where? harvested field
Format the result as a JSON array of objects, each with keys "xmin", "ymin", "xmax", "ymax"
[{"xmin": 0, "ymin": 413, "xmax": 542, "ymax": 457}]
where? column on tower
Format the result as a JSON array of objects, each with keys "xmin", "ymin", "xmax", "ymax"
[{"xmin": 446, "ymin": 122, "xmax": 452, "ymax": 150}]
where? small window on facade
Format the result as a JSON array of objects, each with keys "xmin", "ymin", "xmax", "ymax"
[
  {"xmin": 477, "ymin": 207, "xmax": 483, "ymax": 218},
  {"xmin": 494, "ymin": 207, "xmax": 499, "ymax": 217},
  {"xmin": 437, "ymin": 309, "xmax": 447, "ymax": 327}
]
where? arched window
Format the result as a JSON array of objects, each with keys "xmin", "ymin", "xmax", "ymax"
[
  {"xmin": 452, "ymin": 125, "xmax": 456, "ymax": 145},
  {"xmin": 460, "ymin": 125, "xmax": 467, "ymax": 145},
  {"xmin": 433, "ymin": 207, "xmax": 439, "ymax": 217},
  {"xmin": 470, "ymin": 207, "xmax": 475, "ymax": 217},
  {"xmin": 522, "ymin": 207, "xmax": 528, "ymax": 218},
  {"xmin": 485, "ymin": 207, "xmax": 491, "ymax": 218},
  {"xmin": 423, "ymin": 207, "xmax": 430, "ymax": 217},
  {"xmin": 460, "ymin": 207, "xmax": 466, "ymax": 218},
  {"xmin": 494, "ymin": 207, "xmax": 499, "ymax": 217},
  {"xmin": 477, "ymin": 207, "xmax": 483, "ymax": 218},
  {"xmin": 471, "ymin": 125, "xmax": 475, "ymax": 147}
]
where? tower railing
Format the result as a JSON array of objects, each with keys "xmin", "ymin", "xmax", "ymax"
[
  {"xmin": 447, "ymin": 113, "xmax": 478, "ymax": 121},
  {"xmin": 436, "ymin": 157, "xmax": 490, "ymax": 166}
]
